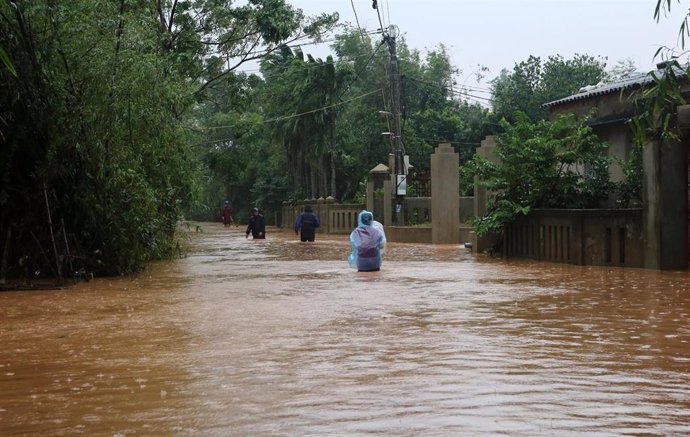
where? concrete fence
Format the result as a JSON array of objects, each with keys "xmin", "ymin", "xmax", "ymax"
[
  {"xmin": 281, "ymin": 199, "xmax": 365, "ymax": 235},
  {"xmin": 281, "ymin": 196, "xmax": 475, "ymax": 241},
  {"xmin": 505, "ymin": 209, "xmax": 644, "ymax": 267}
]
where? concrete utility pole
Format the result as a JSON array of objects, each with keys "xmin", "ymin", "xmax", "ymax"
[{"xmin": 385, "ymin": 24, "xmax": 406, "ymax": 226}]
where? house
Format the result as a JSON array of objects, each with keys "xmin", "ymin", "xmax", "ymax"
[{"xmin": 544, "ymin": 62, "xmax": 689, "ymax": 270}]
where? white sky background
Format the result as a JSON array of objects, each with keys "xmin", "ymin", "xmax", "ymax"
[{"xmin": 274, "ymin": 0, "xmax": 689, "ymax": 89}]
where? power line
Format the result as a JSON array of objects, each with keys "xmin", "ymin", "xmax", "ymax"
[
  {"xmin": 404, "ymin": 75, "xmax": 497, "ymax": 106},
  {"xmin": 459, "ymin": 92, "xmax": 494, "ymax": 103},
  {"xmin": 221, "ymin": 41, "xmax": 387, "ymax": 135},
  {"xmin": 337, "ymin": 40, "xmax": 387, "ymax": 101},
  {"xmin": 234, "ymin": 46, "xmax": 386, "ymax": 74},
  {"xmin": 406, "ymin": 75, "xmax": 493, "ymax": 93},
  {"xmin": 350, "ymin": 0, "xmax": 367, "ymax": 45},
  {"xmin": 460, "ymin": 85, "xmax": 494, "ymax": 94},
  {"xmin": 220, "ymin": 30, "xmax": 381, "ymax": 69},
  {"xmin": 265, "ymin": 89, "xmax": 379, "ymax": 123},
  {"xmin": 199, "ymin": 88, "xmax": 383, "ymax": 130},
  {"xmin": 372, "ymin": 0, "xmax": 386, "ymax": 33}
]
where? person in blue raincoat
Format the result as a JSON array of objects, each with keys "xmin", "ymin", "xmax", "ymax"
[{"xmin": 348, "ymin": 210, "xmax": 387, "ymax": 272}]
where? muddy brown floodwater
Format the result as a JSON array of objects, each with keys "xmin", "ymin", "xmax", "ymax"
[{"xmin": 1, "ymin": 223, "xmax": 690, "ymax": 436}]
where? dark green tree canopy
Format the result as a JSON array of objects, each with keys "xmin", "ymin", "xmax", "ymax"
[
  {"xmin": 466, "ymin": 112, "xmax": 612, "ymax": 236},
  {"xmin": 491, "ymin": 54, "xmax": 607, "ymax": 122},
  {"xmin": 0, "ymin": 0, "xmax": 337, "ymax": 277}
]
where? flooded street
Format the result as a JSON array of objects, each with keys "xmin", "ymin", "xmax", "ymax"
[{"xmin": 2, "ymin": 223, "xmax": 690, "ymax": 436}]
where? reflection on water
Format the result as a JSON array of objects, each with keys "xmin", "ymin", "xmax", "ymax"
[{"xmin": 1, "ymin": 223, "xmax": 690, "ymax": 436}]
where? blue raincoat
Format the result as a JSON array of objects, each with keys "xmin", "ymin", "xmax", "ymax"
[{"xmin": 348, "ymin": 210, "xmax": 387, "ymax": 271}]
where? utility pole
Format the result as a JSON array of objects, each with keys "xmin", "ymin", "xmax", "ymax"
[{"xmin": 385, "ymin": 25, "xmax": 406, "ymax": 226}]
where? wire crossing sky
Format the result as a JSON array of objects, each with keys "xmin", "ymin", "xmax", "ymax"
[{"xmin": 285, "ymin": 0, "xmax": 688, "ymax": 86}]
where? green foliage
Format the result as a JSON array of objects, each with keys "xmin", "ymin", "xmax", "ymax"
[
  {"xmin": 466, "ymin": 113, "xmax": 612, "ymax": 236},
  {"xmin": 193, "ymin": 26, "xmax": 499, "ymax": 218},
  {"xmin": 629, "ymin": 58, "xmax": 689, "ymax": 150},
  {"xmin": 491, "ymin": 54, "xmax": 608, "ymax": 122},
  {"xmin": 603, "ymin": 58, "xmax": 638, "ymax": 83},
  {"xmin": 400, "ymin": 44, "xmax": 493, "ymax": 172},
  {"xmin": 0, "ymin": 0, "xmax": 326, "ymax": 277},
  {"xmin": 615, "ymin": 140, "xmax": 644, "ymax": 208},
  {"xmin": 623, "ymin": 2, "xmax": 690, "ymax": 208},
  {"xmin": 0, "ymin": 0, "xmax": 203, "ymax": 275},
  {"xmin": 0, "ymin": 47, "xmax": 16, "ymax": 76},
  {"xmin": 472, "ymin": 200, "xmax": 531, "ymax": 236},
  {"xmin": 655, "ymin": 0, "xmax": 690, "ymax": 46}
]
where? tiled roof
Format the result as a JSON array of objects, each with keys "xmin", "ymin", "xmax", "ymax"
[{"xmin": 544, "ymin": 63, "xmax": 687, "ymax": 107}]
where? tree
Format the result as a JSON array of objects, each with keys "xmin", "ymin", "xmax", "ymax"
[
  {"xmin": 153, "ymin": 0, "xmax": 338, "ymax": 100},
  {"xmin": 401, "ymin": 44, "xmax": 493, "ymax": 174},
  {"xmin": 630, "ymin": 1, "xmax": 690, "ymax": 139},
  {"xmin": 0, "ymin": 0, "xmax": 335, "ymax": 277},
  {"xmin": 491, "ymin": 54, "xmax": 608, "ymax": 122},
  {"xmin": 603, "ymin": 58, "xmax": 638, "ymax": 83},
  {"xmin": 193, "ymin": 26, "xmax": 496, "ymax": 214},
  {"xmin": 465, "ymin": 113, "xmax": 612, "ymax": 237}
]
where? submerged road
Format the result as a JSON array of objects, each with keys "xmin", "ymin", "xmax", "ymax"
[{"xmin": 1, "ymin": 223, "xmax": 690, "ymax": 436}]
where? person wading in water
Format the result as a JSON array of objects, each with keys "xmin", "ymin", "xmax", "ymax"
[
  {"xmin": 245, "ymin": 207, "xmax": 266, "ymax": 239},
  {"xmin": 348, "ymin": 210, "xmax": 386, "ymax": 272},
  {"xmin": 294, "ymin": 205, "xmax": 320, "ymax": 242}
]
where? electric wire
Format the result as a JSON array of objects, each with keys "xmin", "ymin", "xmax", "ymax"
[
  {"xmin": 204, "ymin": 40, "xmax": 388, "ymax": 137},
  {"xmin": 350, "ymin": 0, "xmax": 368, "ymax": 45},
  {"xmin": 405, "ymin": 75, "xmax": 498, "ymax": 106},
  {"xmin": 199, "ymin": 88, "xmax": 383, "ymax": 131},
  {"xmin": 372, "ymin": 0, "xmax": 386, "ymax": 34},
  {"xmin": 235, "ymin": 45, "xmax": 386, "ymax": 74},
  {"xmin": 336, "ymin": 39, "xmax": 387, "ymax": 101}
]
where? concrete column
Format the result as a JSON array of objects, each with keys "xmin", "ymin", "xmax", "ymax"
[
  {"xmin": 473, "ymin": 136, "xmax": 498, "ymax": 219},
  {"xmin": 383, "ymin": 179, "xmax": 392, "ymax": 227},
  {"xmin": 317, "ymin": 197, "xmax": 326, "ymax": 234},
  {"xmin": 388, "ymin": 153, "xmax": 396, "ymax": 226},
  {"xmin": 642, "ymin": 140, "xmax": 660, "ymax": 269},
  {"xmin": 660, "ymin": 137, "xmax": 687, "ymax": 269},
  {"xmin": 368, "ymin": 163, "xmax": 390, "ymax": 225},
  {"xmin": 643, "ymin": 138, "xmax": 688, "ymax": 269},
  {"xmin": 431, "ymin": 143, "xmax": 460, "ymax": 244},
  {"xmin": 366, "ymin": 180, "xmax": 374, "ymax": 213}
]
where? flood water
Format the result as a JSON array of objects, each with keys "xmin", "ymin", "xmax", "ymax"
[{"xmin": 2, "ymin": 223, "xmax": 690, "ymax": 436}]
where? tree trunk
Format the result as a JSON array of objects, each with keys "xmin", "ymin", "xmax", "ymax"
[
  {"xmin": 330, "ymin": 150, "xmax": 336, "ymax": 198},
  {"xmin": 329, "ymin": 116, "xmax": 337, "ymax": 198},
  {"xmin": 0, "ymin": 227, "xmax": 11, "ymax": 285},
  {"xmin": 310, "ymin": 166, "xmax": 317, "ymax": 199},
  {"xmin": 320, "ymin": 155, "xmax": 327, "ymax": 198}
]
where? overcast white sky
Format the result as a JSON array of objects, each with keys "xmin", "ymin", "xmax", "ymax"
[{"xmin": 279, "ymin": 0, "xmax": 688, "ymax": 89}]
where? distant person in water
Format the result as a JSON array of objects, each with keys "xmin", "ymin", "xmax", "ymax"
[
  {"xmin": 222, "ymin": 201, "xmax": 234, "ymax": 227},
  {"xmin": 246, "ymin": 207, "xmax": 266, "ymax": 239},
  {"xmin": 294, "ymin": 205, "xmax": 320, "ymax": 242},
  {"xmin": 348, "ymin": 210, "xmax": 386, "ymax": 272}
]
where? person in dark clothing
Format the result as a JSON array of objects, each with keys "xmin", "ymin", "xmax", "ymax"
[
  {"xmin": 294, "ymin": 205, "xmax": 320, "ymax": 242},
  {"xmin": 246, "ymin": 207, "xmax": 266, "ymax": 239},
  {"xmin": 222, "ymin": 201, "xmax": 234, "ymax": 227}
]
